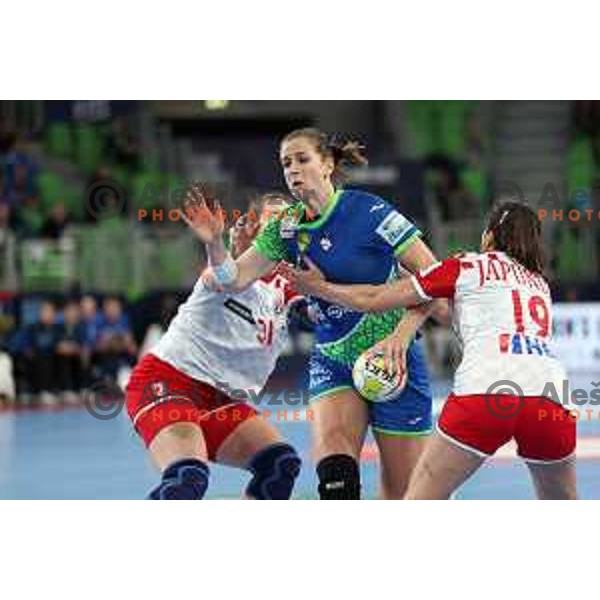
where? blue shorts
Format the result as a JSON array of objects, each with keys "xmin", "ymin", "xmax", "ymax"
[{"xmin": 308, "ymin": 340, "xmax": 433, "ymax": 435}]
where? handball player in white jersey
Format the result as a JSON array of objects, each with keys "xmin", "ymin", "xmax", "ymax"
[
  {"xmin": 125, "ymin": 194, "xmax": 303, "ymax": 500},
  {"xmin": 289, "ymin": 201, "xmax": 577, "ymax": 500}
]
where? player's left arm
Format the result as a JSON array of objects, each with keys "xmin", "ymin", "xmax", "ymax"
[
  {"xmin": 283, "ymin": 258, "xmax": 423, "ymax": 313},
  {"xmin": 396, "ymin": 237, "xmax": 452, "ymax": 326}
]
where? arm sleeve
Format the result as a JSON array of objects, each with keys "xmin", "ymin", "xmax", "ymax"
[
  {"xmin": 411, "ymin": 257, "xmax": 461, "ymax": 300},
  {"xmin": 369, "ymin": 198, "xmax": 422, "ymax": 257},
  {"xmin": 252, "ymin": 215, "xmax": 293, "ymax": 262},
  {"xmin": 263, "ymin": 271, "xmax": 304, "ymax": 308}
]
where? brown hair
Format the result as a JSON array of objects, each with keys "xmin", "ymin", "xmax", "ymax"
[
  {"xmin": 281, "ymin": 127, "xmax": 368, "ymax": 185},
  {"xmin": 485, "ymin": 201, "xmax": 545, "ymax": 275},
  {"xmin": 249, "ymin": 192, "xmax": 290, "ymax": 215}
]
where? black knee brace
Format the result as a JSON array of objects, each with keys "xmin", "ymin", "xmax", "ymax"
[
  {"xmin": 246, "ymin": 442, "xmax": 301, "ymax": 500},
  {"xmin": 317, "ymin": 454, "xmax": 361, "ymax": 500},
  {"xmin": 147, "ymin": 458, "xmax": 209, "ymax": 500}
]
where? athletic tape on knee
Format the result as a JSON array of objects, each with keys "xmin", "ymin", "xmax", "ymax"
[
  {"xmin": 317, "ymin": 454, "xmax": 361, "ymax": 500},
  {"xmin": 246, "ymin": 443, "xmax": 301, "ymax": 500},
  {"xmin": 148, "ymin": 458, "xmax": 209, "ymax": 500}
]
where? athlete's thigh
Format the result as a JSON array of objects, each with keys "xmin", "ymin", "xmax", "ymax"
[
  {"xmin": 308, "ymin": 350, "xmax": 369, "ymax": 460},
  {"xmin": 374, "ymin": 431, "xmax": 428, "ymax": 499},
  {"xmin": 369, "ymin": 339, "xmax": 433, "ymax": 438},
  {"xmin": 149, "ymin": 422, "xmax": 208, "ymax": 472},
  {"xmin": 526, "ymin": 458, "xmax": 578, "ymax": 500},
  {"xmin": 311, "ymin": 389, "xmax": 369, "ymax": 461},
  {"xmin": 516, "ymin": 397, "xmax": 577, "ymax": 499},
  {"xmin": 216, "ymin": 414, "xmax": 284, "ymax": 469},
  {"xmin": 405, "ymin": 432, "xmax": 485, "ymax": 500},
  {"xmin": 369, "ymin": 344, "xmax": 433, "ymax": 498}
]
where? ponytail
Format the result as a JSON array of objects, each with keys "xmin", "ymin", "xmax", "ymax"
[{"xmin": 485, "ymin": 201, "xmax": 546, "ymax": 275}]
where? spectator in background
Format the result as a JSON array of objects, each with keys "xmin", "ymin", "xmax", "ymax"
[
  {"xmin": 0, "ymin": 140, "xmax": 42, "ymax": 237},
  {"xmin": 0, "ymin": 351, "xmax": 15, "ymax": 405},
  {"xmin": 0, "ymin": 123, "xmax": 16, "ymax": 156},
  {"xmin": 94, "ymin": 296, "xmax": 137, "ymax": 382},
  {"xmin": 80, "ymin": 294, "xmax": 101, "ymax": 383},
  {"xmin": 105, "ymin": 118, "xmax": 140, "ymax": 169},
  {"xmin": 4, "ymin": 139, "xmax": 39, "ymax": 208},
  {"xmin": 0, "ymin": 308, "xmax": 16, "ymax": 406},
  {"xmin": 21, "ymin": 300, "xmax": 62, "ymax": 405},
  {"xmin": 40, "ymin": 201, "xmax": 71, "ymax": 240},
  {"xmin": 0, "ymin": 202, "xmax": 18, "ymax": 292},
  {"xmin": 139, "ymin": 293, "xmax": 179, "ymax": 357},
  {"xmin": 84, "ymin": 165, "xmax": 126, "ymax": 223},
  {"xmin": 55, "ymin": 300, "xmax": 85, "ymax": 404},
  {"xmin": 0, "ymin": 202, "xmax": 13, "ymax": 236},
  {"xmin": 14, "ymin": 194, "xmax": 44, "ymax": 238}
]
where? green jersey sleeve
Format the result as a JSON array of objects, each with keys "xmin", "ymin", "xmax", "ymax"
[{"xmin": 252, "ymin": 214, "xmax": 293, "ymax": 262}]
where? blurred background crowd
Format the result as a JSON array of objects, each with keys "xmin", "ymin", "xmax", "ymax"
[{"xmin": 0, "ymin": 100, "xmax": 598, "ymax": 406}]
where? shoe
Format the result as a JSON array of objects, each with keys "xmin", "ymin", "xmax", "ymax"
[
  {"xmin": 38, "ymin": 391, "xmax": 60, "ymax": 406},
  {"xmin": 61, "ymin": 391, "xmax": 81, "ymax": 406}
]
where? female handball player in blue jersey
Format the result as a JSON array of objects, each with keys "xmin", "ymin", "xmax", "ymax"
[
  {"xmin": 288, "ymin": 201, "xmax": 577, "ymax": 500},
  {"xmin": 188, "ymin": 128, "xmax": 448, "ymax": 499},
  {"xmin": 125, "ymin": 195, "xmax": 302, "ymax": 500}
]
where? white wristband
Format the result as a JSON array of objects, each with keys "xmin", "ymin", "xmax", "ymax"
[{"xmin": 212, "ymin": 255, "xmax": 238, "ymax": 286}]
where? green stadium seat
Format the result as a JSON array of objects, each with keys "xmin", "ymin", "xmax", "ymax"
[
  {"xmin": 439, "ymin": 101, "xmax": 471, "ymax": 158},
  {"xmin": 38, "ymin": 171, "xmax": 68, "ymax": 213},
  {"xmin": 20, "ymin": 241, "xmax": 70, "ymax": 291},
  {"xmin": 462, "ymin": 166, "xmax": 487, "ymax": 201},
  {"xmin": 75, "ymin": 124, "xmax": 104, "ymax": 173},
  {"xmin": 63, "ymin": 184, "xmax": 86, "ymax": 220},
  {"xmin": 112, "ymin": 164, "xmax": 131, "ymax": 192},
  {"xmin": 406, "ymin": 101, "xmax": 437, "ymax": 157},
  {"xmin": 130, "ymin": 169, "xmax": 165, "ymax": 213},
  {"xmin": 555, "ymin": 228, "xmax": 596, "ymax": 280},
  {"xmin": 158, "ymin": 241, "xmax": 188, "ymax": 288},
  {"xmin": 567, "ymin": 136, "xmax": 595, "ymax": 192},
  {"xmin": 19, "ymin": 205, "xmax": 44, "ymax": 235},
  {"xmin": 45, "ymin": 122, "xmax": 73, "ymax": 160},
  {"xmin": 164, "ymin": 173, "xmax": 186, "ymax": 208}
]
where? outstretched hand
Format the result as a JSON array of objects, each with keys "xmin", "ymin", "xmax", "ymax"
[{"xmin": 179, "ymin": 182, "xmax": 225, "ymax": 245}]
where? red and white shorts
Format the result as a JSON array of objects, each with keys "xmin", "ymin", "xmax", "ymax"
[
  {"xmin": 437, "ymin": 394, "xmax": 576, "ymax": 463},
  {"xmin": 126, "ymin": 354, "xmax": 258, "ymax": 460}
]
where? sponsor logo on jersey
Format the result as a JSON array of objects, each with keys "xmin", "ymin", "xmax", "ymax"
[
  {"xmin": 325, "ymin": 305, "xmax": 352, "ymax": 319},
  {"xmin": 151, "ymin": 381, "xmax": 167, "ymax": 398},
  {"xmin": 223, "ymin": 297, "xmax": 256, "ymax": 325},
  {"xmin": 280, "ymin": 214, "xmax": 299, "ymax": 239},
  {"xmin": 320, "ymin": 236, "xmax": 333, "ymax": 251},
  {"xmin": 498, "ymin": 333, "xmax": 555, "ymax": 357},
  {"xmin": 297, "ymin": 230, "xmax": 311, "ymax": 253},
  {"xmin": 375, "ymin": 211, "xmax": 411, "ymax": 246}
]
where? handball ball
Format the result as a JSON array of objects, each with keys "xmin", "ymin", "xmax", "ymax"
[{"xmin": 352, "ymin": 350, "xmax": 406, "ymax": 402}]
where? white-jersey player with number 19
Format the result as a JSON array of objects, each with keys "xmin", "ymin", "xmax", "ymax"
[
  {"xmin": 125, "ymin": 193, "xmax": 303, "ymax": 500},
  {"xmin": 287, "ymin": 201, "xmax": 577, "ymax": 500}
]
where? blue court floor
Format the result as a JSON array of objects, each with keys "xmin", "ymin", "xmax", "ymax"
[{"xmin": 0, "ymin": 375, "xmax": 598, "ymax": 499}]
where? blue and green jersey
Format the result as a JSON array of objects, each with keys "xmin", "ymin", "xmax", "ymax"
[{"xmin": 253, "ymin": 188, "xmax": 421, "ymax": 365}]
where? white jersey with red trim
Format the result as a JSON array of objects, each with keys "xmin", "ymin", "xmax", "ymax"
[
  {"xmin": 152, "ymin": 271, "xmax": 301, "ymax": 394},
  {"xmin": 412, "ymin": 251, "xmax": 566, "ymax": 401}
]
